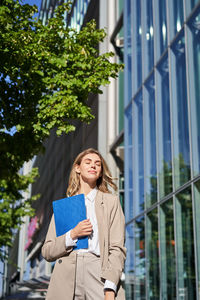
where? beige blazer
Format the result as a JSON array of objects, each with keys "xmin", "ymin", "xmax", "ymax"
[{"xmin": 42, "ymin": 190, "xmax": 126, "ymax": 300}]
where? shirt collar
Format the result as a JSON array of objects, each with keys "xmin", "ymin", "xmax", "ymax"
[{"xmin": 86, "ymin": 187, "xmax": 98, "ymax": 202}]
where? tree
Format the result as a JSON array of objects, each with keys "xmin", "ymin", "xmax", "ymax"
[{"xmin": 0, "ymin": 0, "xmax": 123, "ymax": 258}]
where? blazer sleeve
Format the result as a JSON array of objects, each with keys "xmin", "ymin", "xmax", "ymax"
[
  {"xmin": 104, "ymin": 196, "xmax": 126, "ymax": 286},
  {"xmin": 41, "ymin": 214, "xmax": 73, "ymax": 262}
]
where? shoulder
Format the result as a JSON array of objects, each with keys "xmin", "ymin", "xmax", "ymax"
[
  {"xmin": 99, "ymin": 191, "xmax": 119, "ymax": 208},
  {"xmin": 98, "ymin": 190, "xmax": 117, "ymax": 200}
]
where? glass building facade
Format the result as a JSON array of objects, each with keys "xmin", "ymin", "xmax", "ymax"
[
  {"xmin": 68, "ymin": 0, "xmax": 91, "ymax": 30},
  {"xmin": 39, "ymin": 0, "xmax": 91, "ymax": 29},
  {"xmin": 124, "ymin": 0, "xmax": 200, "ymax": 299}
]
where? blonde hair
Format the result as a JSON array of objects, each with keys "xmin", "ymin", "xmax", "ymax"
[{"xmin": 66, "ymin": 148, "xmax": 117, "ymax": 196}]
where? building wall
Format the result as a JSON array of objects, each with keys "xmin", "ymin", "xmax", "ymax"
[{"xmin": 124, "ymin": 0, "xmax": 200, "ymax": 299}]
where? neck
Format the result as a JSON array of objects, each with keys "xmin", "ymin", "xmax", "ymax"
[{"xmin": 79, "ymin": 177, "xmax": 96, "ymax": 195}]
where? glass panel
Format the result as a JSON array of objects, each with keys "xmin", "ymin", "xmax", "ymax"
[
  {"xmin": 146, "ymin": 208, "xmax": 159, "ymax": 299},
  {"xmin": 158, "ymin": 0, "xmax": 168, "ymax": 55},
  {"xmin": 118, "ymin": 0, "xmax": 124, "ymax": 17},
  {"xmin": 160, "ymin": 199, "xmax": 176, "ymax": 299},
  {"xmin": 190, "ymin": 0, "xmax": 199, "ymax": 9},
  {"xmin": 186, "ymin": 0, "xmax": 199, "ymax": 17},
  {"xmin": 133, "ymin": 92, "xmax": 144, "ymax": 215},
  {"xmin": 144, "ymin": 75, "xmax": 157, "ymax": 208},
  {"xmin": 170, "ymin": 33, "xmax": 191, "ymax": 188},
  {"xmin": 173, "ymin": 0, "xmax": 184, "ymax": 35},
  {"xmin": 125, "ymin": 103, "xmax": 133, "ymax": 222},
  {"xmin": 84, "ymin": 0, "xmax": 87, "ymax": 15},
  {"xmin": 156, "ymin": 55, "xmax": 172, "ymax": 198},
  {"xmin": 135, "ymin": 216, "xmax": 146, "ymax": 299},
  {"xmin": 119, "ymin": 173, "xmax": 124, "ymax": 211},
  {"xmin": 176, "ymin": 187, "xmax": 196, "ymax": 299},
  {"xmin": 194, "ymin": 181, "xmax": 200, "ymax": 296},
  {"xmin": 132, "ymin": 0, "xmax": 142, "ymax": 91},
  {"xmin": 118, "ymin": 69, "xmax": 124, "ymax": 133},
  {"xmin": 125, "ymin": 222, "xmax": 134, "ymax": 300},
  {"xmin": 125, "ymin": 0, "xmax": 132, "ymax": 103},
  {"xmin": 80, "ymin": 0, "xmax": 84, "ymax": 13},
  {"xmin": 144, "ymin": 0, "xmax": 154, "ymax": 75},
  {"xmin": 187, "ymin": 9, "xmax": 200, "ymax": 176}
]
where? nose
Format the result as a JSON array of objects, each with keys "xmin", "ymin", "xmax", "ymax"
[{"xmin": 91, "ymin": 162, "xmax": 96, "ymax": 168}]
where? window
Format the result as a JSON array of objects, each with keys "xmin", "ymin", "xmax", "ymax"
[
  {"xmin": 125, "ymin": 103, "xmax": 133, "ymax": 222},
  {"xmin": 194, "ymin": 180, "xmax": 200, "ymax": 293},
  {"xmin": 144, "ymin": 75, "xmax": 157, "ymax": 208},
  {"xmin": 175, "ymin": 187, "xmax": 196, "ymax": 298},
  {"xmin": 187, "ymin": 8, "xmax": 200, "ymax": 177},
  {"xmin": 125, "ymin": 222, "xmax": 134, "ymax": 300},
  {"xmin": 142, "ymin": 0, "xmax": 154, "ymax": 77},
  {"xmin": 160, "ymin": 199, "xmax": 176, "ymax": 299},
  {"xmin": 146, "ymin": 208, "xmax": 159, "ymax": 299},
  {"xmin": 133, "ymin": 92, "xmax": 144, "ymax": 215},
  {"xmin": 170, "ymin": 32, "xmax": 191, "ymax": 188},
  {"xmin": 134, "ymin": 217, "xmax": 145, "ymax": 299},
  {"xmin": 156, "ymin": 55, "xmax": 172, "ymax": 198}
]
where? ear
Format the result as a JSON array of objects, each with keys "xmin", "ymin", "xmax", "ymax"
[{"xmin": 75, "ymin": 164, "xmax": 80, "ymax": 174}]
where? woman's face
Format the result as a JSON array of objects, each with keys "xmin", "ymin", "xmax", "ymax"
[{"xmin": 75, "ymin": 153, "xmax": 102, "ymax": 185}]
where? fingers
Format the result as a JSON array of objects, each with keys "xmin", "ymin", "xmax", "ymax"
[
  {"xmin": 79, "ymin": 219, "xmax": 93, "ymax": 235},
  {"xmin": 81, "ymin": 219, "xmax": 92, "ymax": 225},
  {"xmin": 71, "ymin": 219, "xmax": 93, "ymax": 239}
]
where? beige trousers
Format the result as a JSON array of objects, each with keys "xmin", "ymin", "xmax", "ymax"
[{"xmin": 73, "ymin": 252, "xmax": 104, "ymax": 300}]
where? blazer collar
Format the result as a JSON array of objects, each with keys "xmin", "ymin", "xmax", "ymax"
[{"xmin": 95, "ymin": 189, "xmax": 104, "ymax": 205}]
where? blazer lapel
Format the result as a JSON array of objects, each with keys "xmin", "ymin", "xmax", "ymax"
[{"xmin": 95, "ymin": 190, "xmax": 105, "ymax": 257}]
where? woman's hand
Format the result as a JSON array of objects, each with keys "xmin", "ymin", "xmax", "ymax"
[
  {"xmin": 104, "ymin": 290, "xmax": 115, "ymax": 300},
  {"xmin": 70, "ymin": 219, "xmax": 93, "ymax": 240}
]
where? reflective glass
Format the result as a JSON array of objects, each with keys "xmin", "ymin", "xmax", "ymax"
[
  {"xmin": 125, "ymin": 103, "xmax": 133, "ymax": 222},
  {"xmin": 158, "ymin": 0, "xmax": 168, "ymax": 55},
  {"xmin": 134, "ymin": 217, "xmax": 146, "ymax": 299},
  {"xmin": 118, "ymin": 69, "xmax": 124, "ymax": 133},
  {"xmin": 156, "ymin": 55, "xmax": 172, "ymax": 198},
  {"xmin": 187, "ymin": 10, "xmax": 200, "ymax": 176},
  {"xmin": 80, "ymin": 0, "xmax": 84, "ymax": 12},
  {"xmin": 144, "ymin": 75, "xmax": 157, "ymax": 208},
  {"xmin": 133, "ymin": 0, "xmax": 142, "ymax": 91},
  {"xmin": 170, "ymin": 33, "xmax": 191, "ymax": 188},
  {"xmin": 46, "ymin": 0, "xmax": 50, "ymax": 9},
  {"xmin": 194, "ymin": 181, "xmax": 200, "ymax": 295},
  {"xmin": 77, "ymin": 0, "xmax": 80, "ymax": 21},
  {"xmin": 190, "ymin": 0, "xmax": 199, "ymax": 9},
  {"xmin": 160, "ymin": 199, "xmax": 176, "ymax": 299},
  {"xmin": 176, "ymin": 187, "xmax": 196, "ymax": 299},
  {"xmin": 125, "ymin": 222, "xmax": 134, "ymax": 300},
  {"xmin": 133, "ymin": 92, "xmax": 144, "ymax": 215},
  {"xmin": 146, "ymin": 208, "xmax": 159, "ymax": 299},
  {"xmin": 126, "ymin": 0, "xmax": 132, "ymax": 101},
  {"xmin": 185, "ymin": 0, "xmax": 199, "ymax": 18},
  {"xmin": 73, "ymin": 5, "xmax": 77, "ymax": 26},
  {"xmin": 118, "ymin": 0, "xmax": 124, "ymax": 17},
  {"xmin": 145, "ymin": 0, "xmax": 154, "ymax": 74},
  {"xmin": 173, "ymin": 0, "xmax": 184, "ymax": 35}
]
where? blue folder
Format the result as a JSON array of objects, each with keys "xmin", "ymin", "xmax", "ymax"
[{"xmin": 52, "ymin": 194, "xmax": 88, "ymax": 250}]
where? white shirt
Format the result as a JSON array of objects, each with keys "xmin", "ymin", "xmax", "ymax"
[{"xmin": 65, "ymin": 188, "xmax": 116, "ymax": 293}]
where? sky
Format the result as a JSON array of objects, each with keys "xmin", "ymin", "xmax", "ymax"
[
  {"xmin": 23, "ymin": 0, "xmax": 42, "ymax": 14},
  {"xmin": 24, "ymin": 0, "xmax": 41, "ymax": 7}
]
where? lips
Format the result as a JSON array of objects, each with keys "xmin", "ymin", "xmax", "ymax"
[{"xmin": 88, "ymin": 171, "xmax": 97, "ymax": 174}]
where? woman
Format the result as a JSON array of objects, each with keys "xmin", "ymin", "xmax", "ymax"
[{"xmin": 42, "ymin": 148, "xmax": 126, "ymax": 300}]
